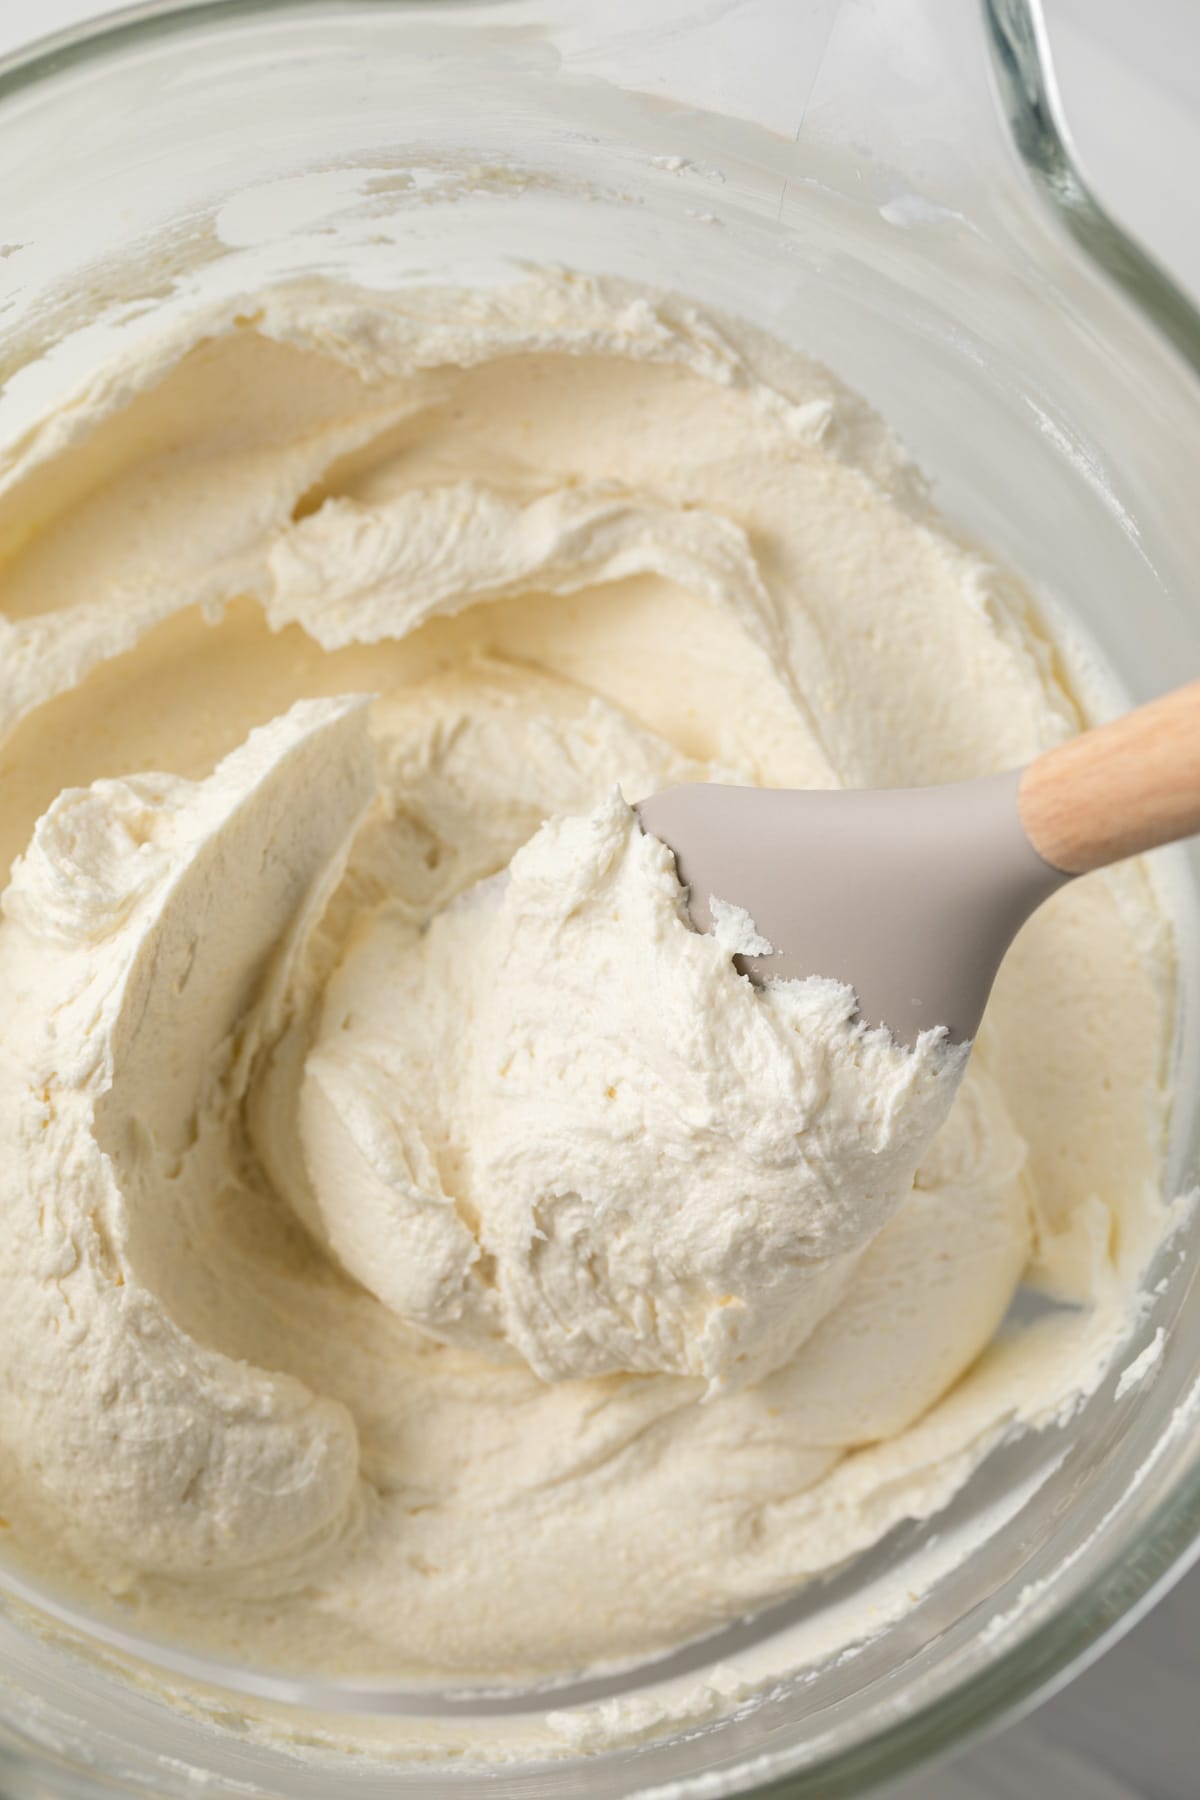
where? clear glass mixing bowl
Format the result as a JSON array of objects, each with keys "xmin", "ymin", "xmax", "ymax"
[{"xmin": 1, "ymin": 1, "xmax": 1199, "ymax": 1794}]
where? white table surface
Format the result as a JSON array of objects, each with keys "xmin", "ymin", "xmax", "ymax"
[{"xmin": 0, "ymin": 2, "xmax": 1197, "ymax": 1796}]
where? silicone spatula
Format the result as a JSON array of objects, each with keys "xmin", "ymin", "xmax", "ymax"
[{"xmin": 637, "ymin": 680, "xmax": 1200, "ymax": 1044}]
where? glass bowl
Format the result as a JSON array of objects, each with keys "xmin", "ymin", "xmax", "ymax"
[{"xmin": 0, "ymin": 0, "xmax": 1199, "ymax": 1794}]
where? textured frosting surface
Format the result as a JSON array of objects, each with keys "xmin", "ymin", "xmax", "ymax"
[{"xmin": 0, "ymin": 274, "xmax": 1173, "ymax": 1688}]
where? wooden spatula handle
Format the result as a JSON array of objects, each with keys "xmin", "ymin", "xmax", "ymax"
[{"xmin": 1019, "ymin": 679, "xmax": 1200, "ymax": 875}]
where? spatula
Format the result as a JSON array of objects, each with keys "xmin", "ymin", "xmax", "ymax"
[{"xmin": 637, "ymin": 680, "xmax": 1200, "ymax": 1045}]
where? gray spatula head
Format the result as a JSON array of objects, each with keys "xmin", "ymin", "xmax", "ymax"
[{"xmin": 637, "ymin": 771, "xmax": 1068, "ymax": 1045}]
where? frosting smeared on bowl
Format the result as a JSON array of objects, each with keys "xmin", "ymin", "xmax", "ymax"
[{"xmin": 0, "ymin": 274, "xmax": 1174, "ymax": 1689}]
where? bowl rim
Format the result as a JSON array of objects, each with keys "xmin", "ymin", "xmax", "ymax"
[{"xmin": 0, "ymin": 1, "xmax": 1199, "ymax": 1796}]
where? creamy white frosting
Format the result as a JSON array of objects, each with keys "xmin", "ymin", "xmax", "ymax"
[
  {"xmin": 0, "ymin": 274, "xmax": 1174, "ymax": 1704},
  {"xmin": 280, "ymin": 787, "xmax": 965, "ymax": 1388}
]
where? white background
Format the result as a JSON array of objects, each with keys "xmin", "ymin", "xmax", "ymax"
[{"xmin": 0, "ymin": 2, "xmax": 1197, "ymax": 1795}]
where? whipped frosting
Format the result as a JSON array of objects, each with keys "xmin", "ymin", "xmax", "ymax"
[
  {"xmin": 0, "ymin": 274, "xmax": 1174, "ymax": 1701},
  {"xmin": 279, "ymin": 787, "xmax": 965, "ymax": 1388}
]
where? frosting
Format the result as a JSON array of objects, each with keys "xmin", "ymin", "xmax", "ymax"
[
  {"xmin": 283, "ymin": 786, "xmax": 966, "ymax": 1387},
  {"xmin": 0, "ymin": 274, "xmax": 1173, "ymax": 1698}
]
